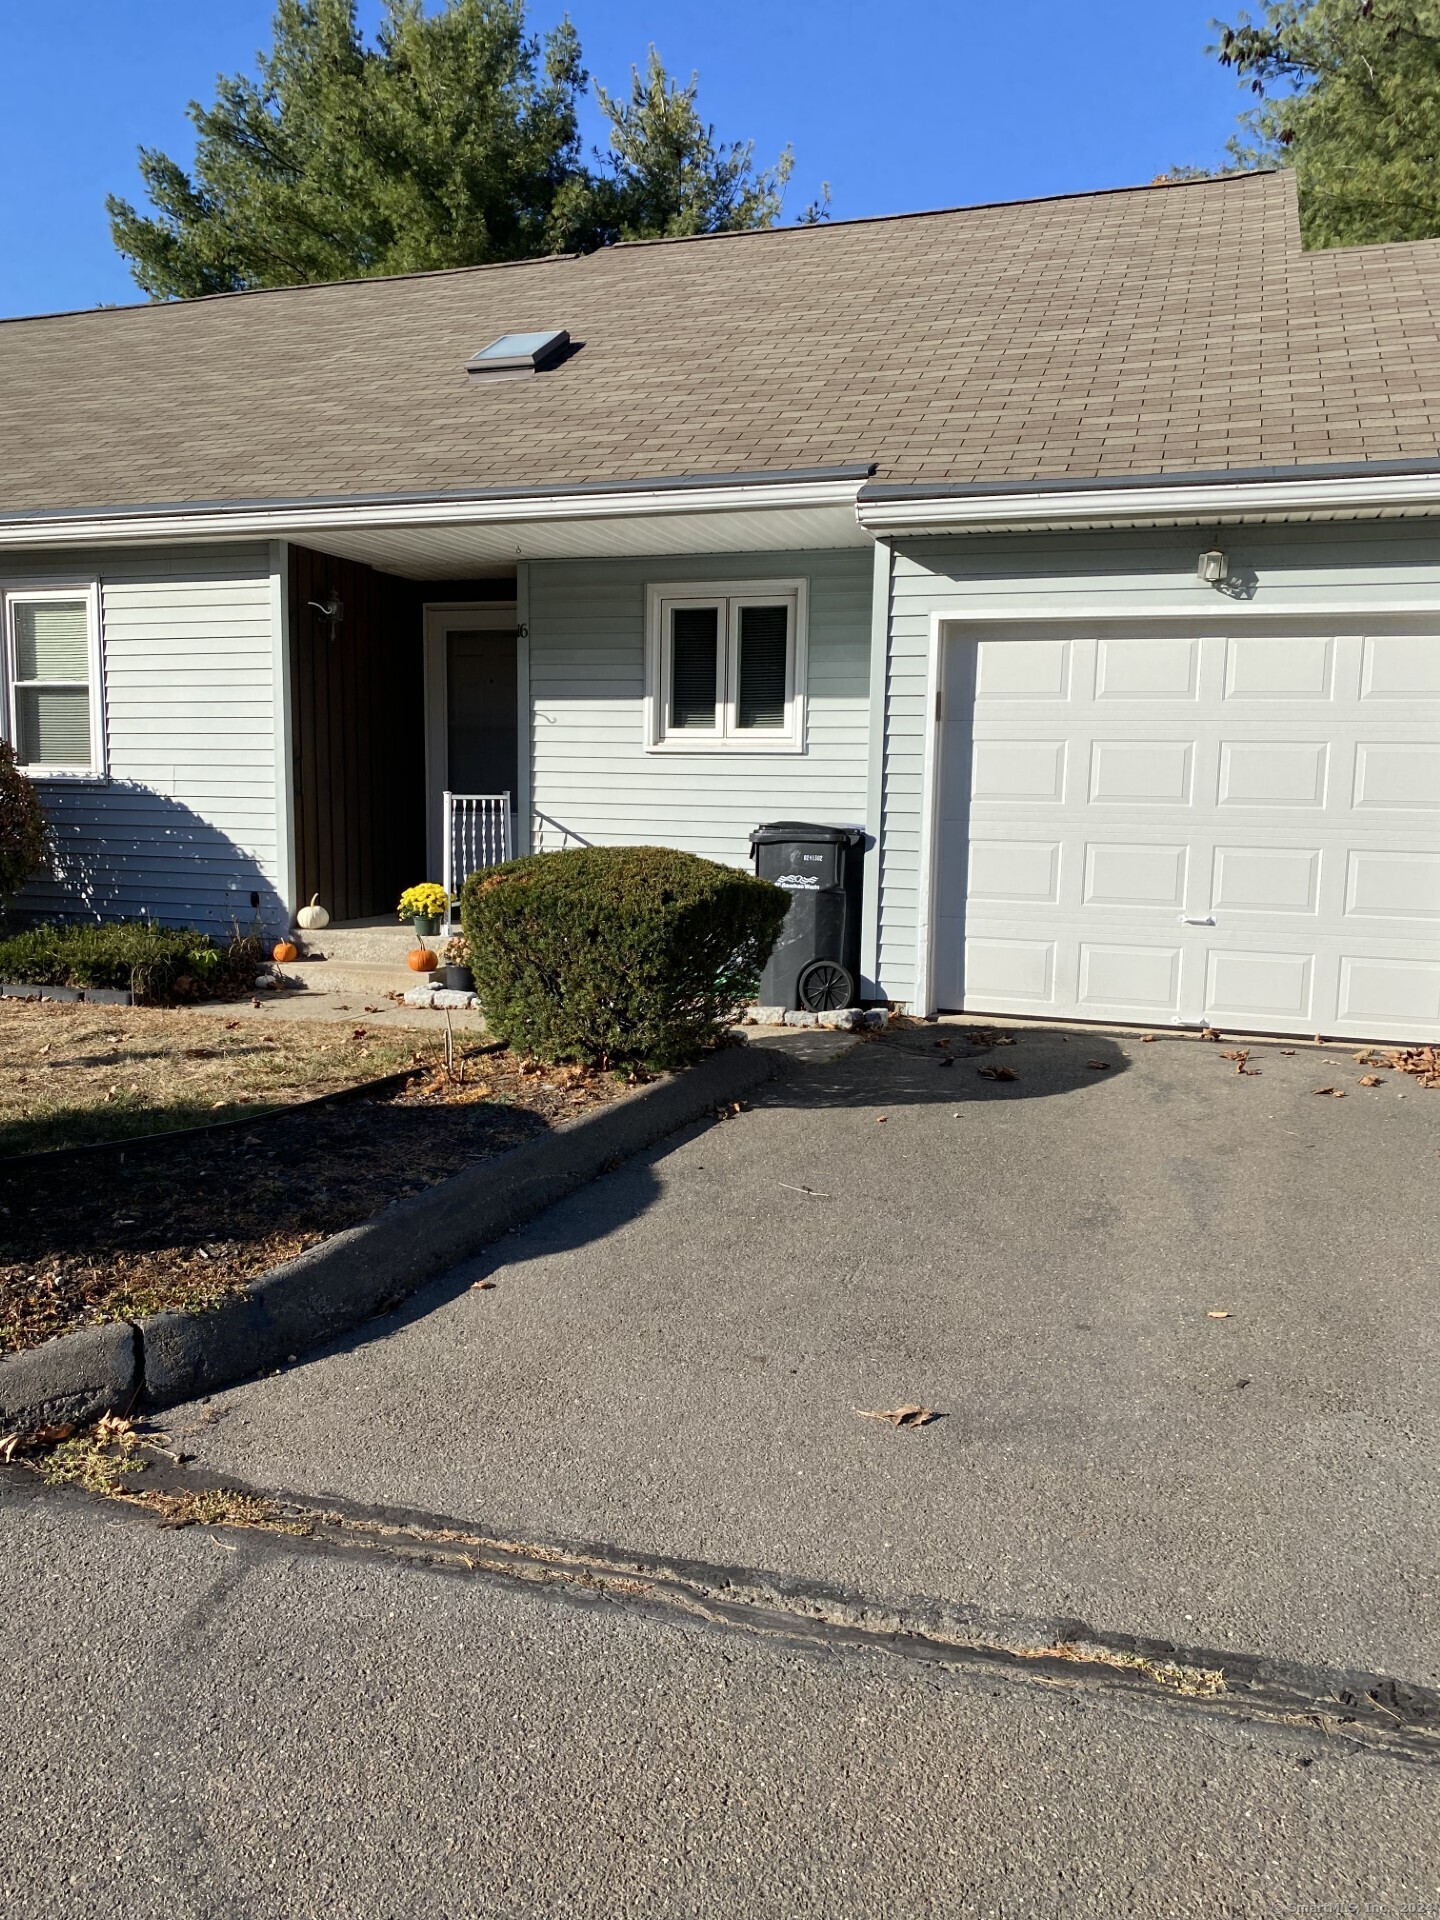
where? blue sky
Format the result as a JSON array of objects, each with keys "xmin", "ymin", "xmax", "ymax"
[{"xmin": 0, "ymin": 1, "xmax": 1249, "ymax": 319}]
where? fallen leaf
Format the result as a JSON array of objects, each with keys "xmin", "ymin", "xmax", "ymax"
[
  {"xmin": 1219, "ymin": 1048, "xmax": 1260, "ymax": 1075},
  {"xmin": 1279, "ymin": 1049, "xmax": 1295, "ymax": 1056},
  {"xmin": 938, "ymin": 1057, "xmax": 954, "ymax": 1069},
  {"xmin": 1359, "ymin": 1074, "xmax": 1383, "ymax": 1087},
  {"xmin": 1207, "ymin": 1310, "xmax": 1231, "ymax": 1319},
  {"xmin": 470, "ymin": 1280, "xmax": 496, "ymax": 1291},
  {"xmin": 1141, "ymin": 1035, "xmax": 1158, "ymax": 1043},
  {"xmin": 977, "ymin": 1065, "xmax": 1017, "ymax": 1081},
  {"xmin": 876, "ymin": 1114, "xmax": 889, "ymax": 1122},
  {"xmin": 856, "ymin": 1405, "xmax": 939, "ymax": 1429},
  {"xmin": 1085, "ymin": 1060, "xmax": 1110, "ymax": 1071},
  {"xmin": 1311, "ymin": 1087, "xmax": 1346, "ymax": 1098},
  {"xmin": 363, "ymin": 1006, "xmax": 381, "ymax": 1014},
  {"xmin": 1200, "ymin": 1027, "xmax": 1222, "ymax": 1042}
]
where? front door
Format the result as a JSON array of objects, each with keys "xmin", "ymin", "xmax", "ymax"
[{"xmin": 424, "ymin": 605, "xmax": 520, "ymax": 879}]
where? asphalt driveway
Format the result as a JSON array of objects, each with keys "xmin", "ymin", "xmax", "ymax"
[{"xmin": 171, "ymin": 1020, "xmax": 1440, "ymax": 1685}]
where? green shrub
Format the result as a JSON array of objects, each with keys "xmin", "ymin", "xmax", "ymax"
[
  {"xmin": 0, "ymin": 741, "xmax": 50, "ymax": 902},
  {"xmin": 460, "ymin": 845, "xmax": 789, "ymax": 1070},
  {"xmin": 0, "ymin": 921, "xmax": 263, "ymax": 1004}
]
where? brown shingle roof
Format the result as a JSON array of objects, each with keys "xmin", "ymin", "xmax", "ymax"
[{"xmin": 4, "ymin": 169, "xmax": 1440, "ymax": 515}]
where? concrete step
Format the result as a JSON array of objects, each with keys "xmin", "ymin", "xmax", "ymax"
[
  {"xmin": 291, "ymin": 923, "xmax": 442, "ymax": 966},
  {"xmin": 280, "ymin": 956, "xmax": 425, "ymax": 1000}
]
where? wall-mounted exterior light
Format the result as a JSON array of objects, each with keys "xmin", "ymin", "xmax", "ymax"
[
  {"xmin": 1197, "ymin": 546, "xmax": 1229, "ymax": 585},
  {"xmin": 308, "ymin": 591, "xmax": 344, "ymax": 638}
]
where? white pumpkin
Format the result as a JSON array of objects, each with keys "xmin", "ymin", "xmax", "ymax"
[{"xmin": 295, "ymin": 894, "xmax": 330, "ymax": 931}]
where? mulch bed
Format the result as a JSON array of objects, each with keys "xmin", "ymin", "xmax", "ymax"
[{"xmin": 0, "ymin": 1053, "xmax": 626, "ymax": 1354}]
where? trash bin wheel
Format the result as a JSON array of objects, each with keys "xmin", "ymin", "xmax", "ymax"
[{"xmin": 796, "ymin": 959, "xmax": 854, "ymax": 1012}]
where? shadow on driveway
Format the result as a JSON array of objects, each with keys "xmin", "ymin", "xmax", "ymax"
[{"xmin": 335, "ymin": 1022, "xmax": 1130, "ymax": 1353}]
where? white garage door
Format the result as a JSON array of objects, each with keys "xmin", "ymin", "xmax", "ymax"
[{"xmin": 932, "ymin": 617, "xmax": 1440, "ymax": 1042}]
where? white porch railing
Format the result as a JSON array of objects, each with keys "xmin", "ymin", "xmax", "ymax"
[{"xmin": 442, "ymin": 791, "xmax": 513, "ymax": 907}]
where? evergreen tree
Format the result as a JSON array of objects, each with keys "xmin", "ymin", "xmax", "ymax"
[
  {"xmin": 107, "ymin": 1, "xmax": 817, "ymax": 298},
  {"xmin": 550, "ymin": 48, "xmax": 826, "ymax": 247},
  {"xmin": 1201, "ymin": 1, "xmax": 1440, "ymax": 246}
]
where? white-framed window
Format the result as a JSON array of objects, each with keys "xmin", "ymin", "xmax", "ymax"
[
  {"xmin": 1, "ymin": 583, "xmax": 105, "ymax": 777},
  {"xmin": 644, "ymin": 577, "xmax": 808, "ymax": 752}
]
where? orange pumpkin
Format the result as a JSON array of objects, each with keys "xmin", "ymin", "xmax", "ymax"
[
  {"xmin": 272, "ymin": 940, "xmax": 298, "ymax": 963},
  {"xmin": 407, "ymin": 947, "xmax": 439, "ymax": 972}
]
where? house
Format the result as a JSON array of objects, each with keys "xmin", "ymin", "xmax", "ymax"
[{"xmin": 4, "ymin": 168, "xmax": 1440, "ymax": 1041}]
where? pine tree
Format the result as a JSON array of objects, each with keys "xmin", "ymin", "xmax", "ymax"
[
  {"xmin": 107, "ymin": 2, "xmax": 818, "ymax": 298},
  {"xmin": 1208, "ymin": 1, "xmax": 1440, "ymax": 246}
]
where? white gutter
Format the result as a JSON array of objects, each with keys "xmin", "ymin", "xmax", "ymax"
[
  {"xmin": 0, "ymin": 474, "xmax": 868, "ymax": 551},
  {"xmin": 856, "ymin": 468, "xmax": 1440, "ymax": 535}
]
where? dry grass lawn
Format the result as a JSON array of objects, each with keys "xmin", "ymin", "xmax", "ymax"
[
  {"xmin": 0, "ymin": 1000, "xmax": 630, "ymax": 1355},
  {"xmin": 0, "ymin": 1000, "xmax": 429, "ymax": 1156}
]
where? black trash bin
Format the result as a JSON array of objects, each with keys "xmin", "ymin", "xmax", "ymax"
[{"xmin": 749, "ymin": 821, "xmax": 865, "ymax": 1011}]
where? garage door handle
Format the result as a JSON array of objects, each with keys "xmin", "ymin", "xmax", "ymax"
[{"xmin": 1178, "ymin": 914, "xmax": 1216, "ymax": 926}]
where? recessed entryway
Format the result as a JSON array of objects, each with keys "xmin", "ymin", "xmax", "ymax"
[{"xmin": 424, "ymin": 602, "xmax": 524, "ymax": 878}]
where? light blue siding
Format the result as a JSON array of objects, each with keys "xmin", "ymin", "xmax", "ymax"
[
  {"xmin": 3, "ymin": 544, "xmax": 283, "ymax": 934},
  {"xmin": 879, "ymin": 520, "xmax": 1440, "ymax": 1007},
  {"xmin": 527, "ymin": 549, "xmax": 873, "ymax": 868}
]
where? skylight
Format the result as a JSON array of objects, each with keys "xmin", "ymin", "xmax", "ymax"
[{"xmin": 466, "ymin": 329, "xmax": 570, "ymax": 380}]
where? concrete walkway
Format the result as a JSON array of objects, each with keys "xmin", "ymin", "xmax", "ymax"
[{"xmin": 170, "ymin": 1022, "xmax": 1440, "ymax": 1684}]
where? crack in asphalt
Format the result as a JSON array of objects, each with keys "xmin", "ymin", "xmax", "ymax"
[{"xmin": 9, "ymin": 1458, "xmax": 1439, "ymax": 1765}]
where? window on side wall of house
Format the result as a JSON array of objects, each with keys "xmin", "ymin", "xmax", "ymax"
[
  {"xmin": 2, "ymin": 585, "xmax": 105, "ymax": 776},
  {"xmin": 644, "ymin": 579, "xmax": 807, "ymax": 752}
]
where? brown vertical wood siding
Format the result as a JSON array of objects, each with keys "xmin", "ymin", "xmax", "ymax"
[{"xmin": 288, "ymin": 545, "xmax": 425, "ymax": 923}]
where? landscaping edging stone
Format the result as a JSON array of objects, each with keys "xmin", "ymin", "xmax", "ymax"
[
  {"xmin": 0, "ymin": 983, "xmax": 134, "ymax": 1005},
  {"xmin": 0, "ymin": 1319, "xmax": 140, "ymax": 1429},
  {"xmin": 0, "ymin": 1042, "xmax": 779, "ymax": 1430}
]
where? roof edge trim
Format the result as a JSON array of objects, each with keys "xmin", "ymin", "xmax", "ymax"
[
  {"xmin": 857, "ymin": 458, "xmax": 1440, "ymax": 534},
  {"xmin": 0, "ymin": 464, "xmax": 876, "ymax": 550}
]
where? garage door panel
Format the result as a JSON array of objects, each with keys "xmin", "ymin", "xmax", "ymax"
[
  {"xmin": 968, "ymin": 839, "xmax": 1061, "ymax": 904},
  {"xmin": 970, "ymin": 739, "xmax": 1067, "ymax": 801},
  {"xmin": 1345, "ymin": 848, "xmax": 1440, "ymax": 919},
  {"xmin": 964, "ymin": 935, "xmax": 1055, "ymax": 1003},
  {"xmin": 1223, "ymin": 633, "xmax": 1334, "ymax": 699},
  {"xmin": 1361, "ymin": 634, "xmax": 1440, "ymax": 699},
  {"xmin": 975, "ymin": 636, "xmax": 1071, "ymax": 699},
  {"xmin": 1077, "ymin": 942, "xmax": 1184, "ymax": 1015},
  {"xmin": 1212, "ymin": 845, "xmax": 1321, "ymax": 914},
  {"xmin": 1353, "ymin": 742, "xmax": 1440, "ymax": 810},
  {"xmin": 937, "ymin": 617, "xmax": 1440, "ymax": 1041},
  {"xmin": 1083, "ymin": 843, "xmax": 1189, "ymax": 908},
  {"xmin": 1203, "ymin": 948, "xmax": 1314, "ymax": 1023},
  {"xmin": 1339, "ymin": 953, "xmax": 1440, "ymax": 1028},
  {"xmin": 1096, "ymin": 634, "xmax": 1199, "ymax": 699},
  {"xmin": 1218, "ymin": 741, "xmax": 1329, "ymax": 807},
  {"xmin": 1089, "ymin": 740, "xmax": 1195, "ymax": 804}
]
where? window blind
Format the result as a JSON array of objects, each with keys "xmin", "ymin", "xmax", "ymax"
[
  {"xmin": 11, "ymin": 599, "xmax": 91, "ymax": 766},
  {"xmin": 17, "ymin": 688, "xmax": 91, "ymax": 766},
  {"xmin": 15, "ymin": 601, "xmax": 89, "ymax": 682},
  {"xmin": 669, "ymin": 606, "xmax": 719, "ymax": 729},
  {"xmin": 735, "ymin": 604, "xmax": 788, "ymax": 729}
]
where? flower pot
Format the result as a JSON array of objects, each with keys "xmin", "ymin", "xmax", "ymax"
[
  {"xmin": 413, "ymin": 914, "xmax": 440, "ymax": 940},
  {"xmin": 442, "ymin": 965, "xmax": 475, "ymax": 993}
]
